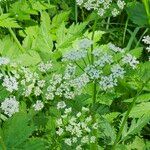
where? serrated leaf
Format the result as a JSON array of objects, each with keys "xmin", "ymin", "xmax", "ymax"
[
  {"xmin": 124, "ymin": 93, "xmax": 150, "ymax": 103},
  {"xmin": 122, "ymin": 115, "xmax": 150, "ymax": 141},
  {"xmin": 126, "ymin": 2, "xmax": 149, "ymax": 26},
  {"xmin": 129, "ymin": 102, "xmax": 150, "ymax": 118},
  {"xmin": 15, "ymin": 50, "xmax": 41, "ymax": 66},
  {"xmin": 1, "ymin": 112, "xmax": 35, "ymax": 148},
  {"xmin": 0, "ymin": 14, "xmax": 20, "ymax": 28}
]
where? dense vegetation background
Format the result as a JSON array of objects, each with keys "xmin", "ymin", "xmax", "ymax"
[{"xmin": 0, "ymin": 0, "xmax": 150, "ymax": 150}]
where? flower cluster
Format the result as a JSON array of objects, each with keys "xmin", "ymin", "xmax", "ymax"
[
  {"xmin": 62, "ymin": 39, "xmax": 139, "ymax": 91},
  {"xmin": 76, "ymin": 0, "xmax": 126, "ymax": 17},
  {"xmin": 38, "ymin": 61, "xmax": 52, "ymax": 73},
  {"xmin": 56, "ymin": 102, "xmax": 98, "ymax": 149},
  {"xmin": 0, "ymin": 57, "xmax": 10, "ymax": 66},
  {"xmin": 142, "ymin": 35, "xmax": 150, "ymax": 60},
  {"xmin": 0, "ymin": 96, "xmax": 19, "ymax": 117},
  {"xmin": 33, "ymin": 100, "xmax": 44, "ymax": 111},
  {"xmin": 2, "ymin": 75, "xmax": 18, "ymax": 93}
]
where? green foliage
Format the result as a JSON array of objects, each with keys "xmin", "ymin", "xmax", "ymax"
[
  {"xmin": 0, "ymin": 112, "xmax": 45, "ymax": 150},
  {"xmin": 0, "ymin": 14, "xmax": 20, "ymax": 28},
  {"xmin": 126, "ymin": 2, "xmax": 149, "ymax": 26}
]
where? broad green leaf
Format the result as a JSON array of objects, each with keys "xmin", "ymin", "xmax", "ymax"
[{"xmin": 126, "ymin": 2, "xmax": 149, "ymax": 26}]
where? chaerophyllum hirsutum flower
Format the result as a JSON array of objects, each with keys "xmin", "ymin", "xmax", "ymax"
[
  {"xmin": 62, "ymin": 38, "xmax": 139, "ymax": 91},
  {"xmin": 55, "ymin": 102, "xmax": 98, "ymax": 149},
  {"xmin": 76, "ymin": 0, "xmax": 126, "ymax": 17},
  {"xmin": 142, "ymin": 35, "xmax": 150, "ymax": 61}
]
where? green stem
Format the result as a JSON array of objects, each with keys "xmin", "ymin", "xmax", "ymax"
[
  {"xmin": 91, "ymin": 18, "xmax": 98, "ymax": 63},
  {"xmin": 106, "ymin": 17, "xmax": 110, "ymax": 30},
  {"xmin": 112, "ymin": 79, "xmax": 150, "ymax": 149},
  {"xmin": 8, "ymin": 28, "xmax": 25, "ymax": 53},
  {"xmin": 123, "ymin": 17, "xmax": 129, "ymax": 44},
  {"xmin": 135, "ymin": 28, "xmax": 149, "ymax": 48},
  {"xmin": 75, "ymin": 0, "xmax": 78, "ymax": 24},
  {"xmin": 0, "ymin": 136, "xmax": 6, "ymax": 150}
]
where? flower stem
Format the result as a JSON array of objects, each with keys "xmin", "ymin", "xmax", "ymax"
[
  {"xmin": 112, "ymin": 79, "xmax": 149, "ymax": 149},
  {"xmin": 0, "ymin": 136, "xmax": 6, "ymax": 150},
  {"xmin": 91, "ymin": 18, "xmax": 98, "ymax": 63},
  {"xmin": 75, "ymin": 0, "xmax": 78, "ymax": 24}
]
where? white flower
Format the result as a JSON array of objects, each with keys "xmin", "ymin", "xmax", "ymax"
[
  {"xmin": 72, "ymin": 137, "xmax": 77, "ymax": 143},
  {"xmin": 66, "ymin": 125, "xmax": 73, "ymax": 132},
  {"xmin": 146, "ymin": 46, "xmax": 150, "ymax": 52},
  {"xmin": 56, "ymin": 118, "xmax": 63, "ymax": 126},
  {"xmin": 38, "ymin": 61, "xmax": 52, "ymax": 72},
  {"xmin": 77, "ymin": 38, "xmax": 93, "ymax": 49},
  {"xmin": 34, "ymin": 86, "xmax": 42, "ymax": 96},
  {"xmin": 92, "ymin": 48, "xmax": 104, "ymax": 57},
  {"xmin": 81, "ymin": 136, "xmax": 89, "ymax": 143},
  {"xmin": 94, "ymin": 54, "xmax": 113, "ymax": 67},
  {"xmin": 64, "ymin": 107, "xmax": 72, "ymax": 114},
  {"xmin": 64, "ymin": 64, "xmax": 76, "ymax": 79},
  {"xmin": 45, "ymin": 92, "xmax": 54, "ymax": 100},
  {"xmin": 71, "ymin": 73, "xmax": 90, "ymax": 89},
  {"xmin": 33, "ymin": 100, "xmax": 44, "ymax": 111},
  {"xmin": 64, "ymin": 138, "xmax": 72, "ymax": 146},
  {"xmin": 142, "ymin": 35, "xmax": 150, "ymax": 45},
  {"xmin": 93, "ymin": 123, "xmax": 98, "ymax": 129},
  {"xmin": 122, "ymin": 54, "xmax": 139, "ymax": 69},
  {"xmin": 0, "ymin": 57, "xmax": 10, "ymax": 66},
  {"xmin": 76, "ymin": 0, "xmax": 83, "ymax": 5},
  {"xmin": 117, "ymin": 0, "xmax": 126, "ymax": 10},
  {"xmin": 111, "ymin": 64, "xmax": 125, "ymax": 79},
  {"xmin": 82, "ymin": 107, "xmax": 89, "ymax": 112},
  {"xmin": 77, "ymin": 112, "xmax": 82, "ymax": 117},
  {"xmin": 56, "ymin": 128, "xmax": 64, "ymax": 136},
  {"xmin": 1, "ymin": 96, "xmax": 19, "ymax": 117},
  {"xmin": 108, "ymin": 43, "xmax": 124, "ymax": 53},
  {"xmin": 2, "ymin": 76, "xmax": 18, "ymax": 92},
  {"xmin": 99, "ymin": 75, "xmax": 117, "ymax": 90},
  {"xmin": 57, "ymin": 101, "xmax": 66, "ymax": 109},
  {"xmin": 112, "ymin": 8, "xmax": 120, "ymax": 17},
  {"xmin": 98, "ymin": 8, "xmax": 105, "ymax": 16},
  {"xmin": 37, "ymin": 80, "xmax": 45, "ymax": 88},
  {"xmin": 85, "ymin": 65, "xmax": 101, "ymax": 79},
  {"xmin": 76, "ymin": 145, "xmax": 82, "ymax": 150},
  {"xmin": 85, "ymin": 116, "xmax": 92, "ymax": 122},
  {"xmin": 63, "ymin": 49, "xmax": 87, "ymax": 61},
  {"xmin": 90, "ymin": 136, "xmax": 96, "ymax": 143}
]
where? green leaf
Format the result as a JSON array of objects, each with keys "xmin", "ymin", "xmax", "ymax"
[
  {"xmin": 56, "ymin": 22, "xmax": 87, "ymax": 49},
  {"xmin": 15, "ymin": 50, "xmax": 41, "ymax": 66},
  {"xmin": 124, "ymin": 93, "xmax": 150, "ymax": 103},
  {"xmin": 19, "ymin": 138, "xmax": 45, "ymax": 150},
  {"xmin": 1, "ymin": 112, "xmax": 35, "ymax": 148},
  {"xmin": 122, "ymin": 115, "xmax": 150, "ymax": 141},
  {"xmin": 129, "ymin": 47, "xmax": 143, "ymax": 58},
  {"xmin": 129, "ymin": 102, "xmax": 150, "ymax": 118},
  {"xmin": 0, "ymin": 14, "xmax": 20, "ymax": 28},
  {"xmin": 126, "ymin": 136, "xmax": 146, "ymax": 150},
  {"xmin": 126, "ymin": 2, "xmax": 149, "ymax": 26},
  {"xmin": 52, "ymin": 11, "xmax": 70, "ymax": 28},
  {"xmin": 33, "ymin": 11, "xmax": 53, "ymax": 53}
]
